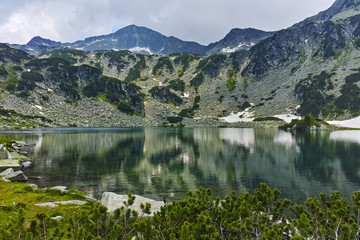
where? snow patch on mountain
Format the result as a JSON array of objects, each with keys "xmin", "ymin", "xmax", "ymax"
[
  {"xmin": 129, "ymin": 46, "xmax": 153, "ymax": 55},
  {"xmin": 221, "ymin": 42, "xmax": 255, "ymax": 53}
]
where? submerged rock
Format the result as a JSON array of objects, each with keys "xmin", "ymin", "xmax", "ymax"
[{"xmin": 101, "ymin": 192, "xmax": 164, "ymax": 216}]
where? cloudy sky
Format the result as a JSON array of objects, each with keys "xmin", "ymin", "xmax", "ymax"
[{"xmin": 0, "ymin": 0, "xmax": 336, "ymax": 45}]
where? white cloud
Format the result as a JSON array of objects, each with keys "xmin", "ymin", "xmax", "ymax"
[{"xmin": 0, "ymin": 0, "xmax": 336, "ymax": 45}]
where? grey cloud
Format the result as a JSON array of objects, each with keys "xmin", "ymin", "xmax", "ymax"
[{"xmin": 0, "ymin": 0, "xmax": 335, "ymax": 45}]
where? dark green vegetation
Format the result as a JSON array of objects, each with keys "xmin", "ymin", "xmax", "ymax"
[
  {"xmin": 280, "ymin": 115, "xmax": 332, "ymax": 131},
  {"xmin": 0, "ymin": 107, "xmax": 54, "ymax": 129},
  {"xmin": 178, "ymin": 96, "xmax": 200, "ymax": 118},
  {"xmin": 0, "ymin": 65, "xmax": 8, "ymax": 77},
  {"xmin": 167, "ymin": 116, "xmax": 183, "ymax": 124},
  {"xmin": 295, "ymin": 71, "xmax": 335, "ymax": 117},
  {"xmin": 3, "ymin": 182, "xmax": 360, "ymax": 239},
  {"xmin": 149, "ymin": 86, "xmax": 183, "ymax": 106},
  {"xmin": 0, "ymin": 43, "xmax": 33, "ymax": 64},
  {"xmin": 334, "ymin": 72, "xmax": 360, "ymax": 114},
  {"xmin": 49, "ymin": 49, "xmax": 87, "ymax": 64},
  {"xmin": 153, "ymin": 57, "xmax": 174, "ymax": 75},
  {"xmin": 226, "ymin": 68, "xmax": 237, "ymax": 92},
  {"xmin": 253, "ymin": 116, "xmax": 283, "ymax": 122},
  {"xmin": 197, "ymin": 54, "xmax": 227, "ymax": 78},
  {"xmin": 172, "ymin": 53, "xmax": 201, "ymax": 76},
  {"xmin": 0, "ymin": 137, "xmax": 14, "ymax": 150},
  {"xmin": 296, "ymin": 70, "xmax": 360, "ymax": 117},
  {"xmin": 124, "ymin": 55, "xmax": 146, "ymax": 83},
  {"xmin": 167, "ymin": 79, "xmax": 185, "ymax": 92},
  {"xmin": 83, "ymin": 75, "xmax": 143, "ymax": 115}
]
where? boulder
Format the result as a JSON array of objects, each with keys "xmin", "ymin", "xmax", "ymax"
[
  {"xmin": 101, "ymin": 192, "xmax": 164, "ymax": 216},
  {"xmin": 0, "ymin": 160, "xmax": 21, "ymax": 170},
  {"xmin": 26, "ymin": 183, "xmax": 38, "ymax": 191},
  {"xmin": 21, "ymin": 161, "xmax": 32, "ymax": 168},
  {"xmin": 51, "ymin": 216, "xmax": 63, "ymax": 221},
  {"xmin": 3, "ymin": 170, "xmax": 28, "ymax": 182},
  {"xmin": 1, "ymin": 177, "xmax": 10, "ymax": 182},
  {"xmin": 35, "ymin": 202, "xmax": 57, "ymax": 208},
  {"xmin": 0, "ymin": 168, "xmax": 14, "ymax": 176},
  {"xmin": 54, "ymin": 200, "xmax": 86, "ymax": 206},
  {"xmin": 35, "ymin": 200, "xmax": 87, "ymax": 208},
  {"xmin": 50, "ymin": 186, "xmax": 68, "ymax": 193}
]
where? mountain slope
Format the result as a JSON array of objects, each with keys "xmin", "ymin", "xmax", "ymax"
[
  {"xmin": 2, "ymin": 0, "xmax": 360, "ymax": 128},
  {"xmin": 206, "ymin": 28, "xmax": 275, "ymax": 56}
]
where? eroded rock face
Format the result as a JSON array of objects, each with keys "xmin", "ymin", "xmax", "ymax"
[{"xmin": 101, "ymin": 192, "xmax": 164, "ymax": 216}]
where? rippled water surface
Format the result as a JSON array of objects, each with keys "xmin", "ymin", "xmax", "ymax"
[{"xmin": 1, "ymin": 127, "xmax": 360, "ymax": 203}]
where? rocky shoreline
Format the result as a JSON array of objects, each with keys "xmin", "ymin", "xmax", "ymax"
[{"xmin": 0, "ymin": 139, "xmax": 164, "ymax": 215}]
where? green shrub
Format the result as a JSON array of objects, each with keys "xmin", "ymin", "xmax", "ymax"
[
  {"xmin": 124, "ymin": 56, "xmax": 146, "ymax": 83},
  {"xmin": 167, "ymin": 116, "xmax": 183, "ymax": 123},
  {"xmin": 153, "ymin": 57, "xmax": 174, "ymax": 75},
  {"xmin": 190, "ymin": 73, "xmax": 204, "ymax": 87},
  {"xmin": 226, "ymin": 68, "xmax": 237, "ymax": 92},
  {"xmin": 253, "ymin": 117, "xmax": 283, "ymax": 121},
  {"xmin": 0, "ymin": 137, "xmax": 14, "ymax": 150},
  {"xmin": 117, "ymin": 101, "xmax": 135, "ymax": 115},
  {"xmin": 21, "ymin": 72, "xmax": 44, "ymax": 82},
  {"xmin": 168, "ymin": 79, "xmax": 185, "ymax": 92},
  {"xmin": 279, "ymin": 115, "xmax": 329, "ymax": 130},
  {"xmin": 0, "ymin": 66, "xmax": 8, "ymax": 77},
  {"xmin": 3, "ymin": 183, "xmax": 360, "ymax": 239}
]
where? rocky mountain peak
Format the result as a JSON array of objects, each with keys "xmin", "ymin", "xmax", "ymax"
[
  {"xmin": 299, "ymin": 0, "xmax": 360, "ymax": 25},
  {"xmin": 27, "ymin": 36, "xmax": 62, "ymax": 47}
]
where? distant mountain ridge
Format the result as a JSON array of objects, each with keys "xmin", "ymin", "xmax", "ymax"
[{"xmin": 8, "ymin": 25, "xmax": 274, "ymax": 57}]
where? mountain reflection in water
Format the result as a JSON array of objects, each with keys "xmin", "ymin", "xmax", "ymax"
[{"xmin": 1, "ymin": 127, "xmax": 360, "ymax": 203}]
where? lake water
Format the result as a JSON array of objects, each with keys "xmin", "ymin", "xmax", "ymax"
[{"xmin": 1, "ymin": 127, "xmax": 360, "ymax": 203}]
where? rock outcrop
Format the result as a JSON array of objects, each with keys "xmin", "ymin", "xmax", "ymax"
[{"xmin": 101, "ymin": 192, "xmax": 164, "ymax": 216}]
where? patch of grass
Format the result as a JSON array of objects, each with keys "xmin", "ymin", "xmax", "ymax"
[
  {"xmin": 117, "ymin": 101, "xmax": 135, "ymax": 115},
  {"xmin": 153, "ymin": 57, "xmax": 174, "ymax": 75},
  {"xmin": 0, "ymin": 181, "xmax": 87, "ymax": 226},
  {"xmin": 3, "ymin": 68, "xmax": 18, "ymax": 93},
  {"xmin": 124, "ymin": 56, "xmax": 146, "ymax": 83},
  {"xmin": 226, "ymin": 68, "xmax": 237, "ymax": 92},
  {"xmin": 253, "ymin": 117, "xmax": 283, "ymax": 122},
  {"xmin": 168, "ymin": 79, "xmax": 185, "ymax": 92},
  {"xmin": 0, "ymin": 137, "xmax": 14, "ymax": 150},
  {"xmin": 279, "ymin": 115, "xmax": 330, "ymax": 131},
  {"xmin": 167, "ymin": 116, "xmax": 183, "ymax": 123},
  {"xmin": 190, "ymin": 73, "xmax": 204, "ymax": 87}
]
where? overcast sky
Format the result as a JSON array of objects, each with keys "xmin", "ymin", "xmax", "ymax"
[{"xmin": 0, "ymin": 0, "xmax": 336, "ymax": 45}]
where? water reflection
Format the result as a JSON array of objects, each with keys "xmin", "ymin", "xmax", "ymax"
[{"xmin": 1, "ymin": 128, "xmax": 360, "ymax": 203}]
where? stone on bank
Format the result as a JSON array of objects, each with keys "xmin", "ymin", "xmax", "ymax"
[{"xmin": 101, "ymin": 192, "xmax": 164, "ymax": 216}]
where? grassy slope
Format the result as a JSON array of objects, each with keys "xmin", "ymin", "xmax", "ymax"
[{"xmin": 0, "ymin": 181, "xmax": 89, "ymax": 226}]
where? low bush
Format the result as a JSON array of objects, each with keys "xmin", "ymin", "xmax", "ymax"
[{"xmin": 2, "ymin": 183, "xmax": 360, "ymax": 239}]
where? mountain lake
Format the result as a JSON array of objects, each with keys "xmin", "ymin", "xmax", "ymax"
[{"xmin": 1, "ymin": 127, "xmax": 360, "ymax": 203}]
